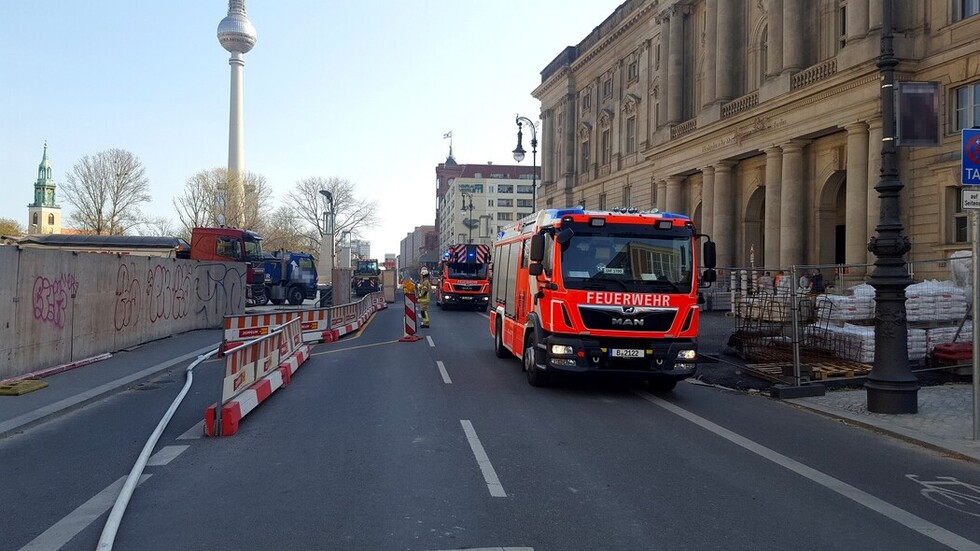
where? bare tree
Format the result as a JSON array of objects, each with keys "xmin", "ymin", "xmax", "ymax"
[
  {"xmin": 61, "ymin": 149, "xmax": 151, "ymax": 235},
  {"xmin": 287, "ymin": 177, "xmax": 379, "ymax": 255},
  {"xmin": 134, "ymin": 216, "xmax": 180, "ymax": 237},
  {"xmin": 173, "ymin": 168, "xmax": 273, "ymax": 234},
  {"xmin": 261, "ymin": 205, "xmax": 313, "ymax": 253},
  {"xmin": 0, "ymin": 217, "xmax": 24, "ymax": 236}
]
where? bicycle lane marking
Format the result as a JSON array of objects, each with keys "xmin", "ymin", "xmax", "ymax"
[
  {"xmin": 907, "ymin": 475, "xmax": 980, "ymax": 518},
  {"xmin": 636, "ymin": 391, "xmax": 980, "ymax": 551}
]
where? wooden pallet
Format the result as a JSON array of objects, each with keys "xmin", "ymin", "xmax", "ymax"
[
  {"xmin": 810, "ymin": 361, "xmax": 871, "ymax": 380},
  {"xmin": 743, "ymin": 360, "xmax": 871, "ymax": 382}
]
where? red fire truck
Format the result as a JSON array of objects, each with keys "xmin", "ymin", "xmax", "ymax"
[
  {"xmin": 489, "ymin": 207, "xmax": 716, "ymax": 389},
  {"xmin": 436, "ymin": 244, "xmax": 491, "ymax": 311}
]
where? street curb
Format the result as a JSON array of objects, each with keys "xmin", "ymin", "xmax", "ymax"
[
  {"xmin": 783, "ymin": 398, "xmax": 980, "ymax": 465},
  {"xmin": 0, "ymin": 343, "xmax": 220, "ymax": 441}
]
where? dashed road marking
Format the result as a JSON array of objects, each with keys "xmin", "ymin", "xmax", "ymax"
[
  {"xmin": 461, "ymin": 420, "xmax": 506, "ymax": 498},
  {"xmin": 427, "ymin": 335, "xmax": 435, "ymax": 347},
  {"xmin": 18, "ymin": 475, "xmax": 150, "ymax": 551},
  {"xmin": 437, "ymin": 361, "xmax": 452, "ymax": 384},
  {"xmin": 146, "ymin": 445, "xmax": 190, "ymax": 466}
]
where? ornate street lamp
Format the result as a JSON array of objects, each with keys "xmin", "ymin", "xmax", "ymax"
[
  {"xmin": 513, "ymin": 114, "xmax": 538, "ymax": 211},
  {"xmin": 865, "ymin": 0, "xmax": 919, "ymax": 413}
]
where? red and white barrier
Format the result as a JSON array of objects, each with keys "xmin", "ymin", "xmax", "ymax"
[
  {"xmin": 205, "ymin": 317, "xmax": 309, "ymax": 436},
  {"xmin": 399, "ymin": 292, "xmax": 422, "ymax": 342}
]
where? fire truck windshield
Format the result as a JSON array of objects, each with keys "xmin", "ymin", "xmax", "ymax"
[
  {"xmin": 559, "ymin": 228, "xmax": 693, "ymax": 293},
  {"xmin": 446, "ymin": 262, "xmax": 488, "ymax": 280}
]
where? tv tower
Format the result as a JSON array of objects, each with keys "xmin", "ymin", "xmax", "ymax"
[{"xmin": 217, "ymin": 0, "xmax": 257, "ymax": 227}]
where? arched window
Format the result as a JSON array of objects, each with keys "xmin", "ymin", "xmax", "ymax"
[
  {"xmin": 48, "ymin": 213, "xmax": 55, "ymax": 225},
  {"xmin": 32, "ymin": 213, "xmax": 39, "ymax": 225}
]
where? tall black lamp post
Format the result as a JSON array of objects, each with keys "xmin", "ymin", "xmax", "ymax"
[
  {"xmin": 461, "ymin": 192, "xmax": 475, "ymax": 244},
  {"xmin": 865, "ymin": 0, "xmax": 919, "ymax": 413},
  {"xmin": 513, "ymin": 114, "xmax": 538, "ymax": 211}
]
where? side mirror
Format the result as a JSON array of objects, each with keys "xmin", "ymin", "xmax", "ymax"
[
  {"xmin": 702, "ymin": 268, "xmax": 717, "ymax": 283},
  {"xmin": 556, "ymin": 228, "xmax": 574, "ymax": 245},
  {"xmin": 702, "ymin": 240, "xmax": 717, "ymax": 269},
  {"xmin": 529, "ymin": 234, "xmax": 545, "ymax": 262},
  {"xmin": 528, "ymin": 263, "xmax": 543, "ymax": 276}
]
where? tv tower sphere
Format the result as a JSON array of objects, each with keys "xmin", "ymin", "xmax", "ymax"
[{"xmin": 217, "ymin": 0, "xmax": 256, "ymax": 54}]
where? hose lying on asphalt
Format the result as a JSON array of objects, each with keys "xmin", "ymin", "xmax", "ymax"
[{"xmin": 96, "ymin": 347, "xmax": 220, "ymax": 551}]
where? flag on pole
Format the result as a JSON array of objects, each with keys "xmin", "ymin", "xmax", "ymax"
[{"xmin": 443, "ymin": 131, "xmax": 452, "ymax": 139}]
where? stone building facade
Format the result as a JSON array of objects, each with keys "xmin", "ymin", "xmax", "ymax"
[{"xmin": 533, "ymin": 0, "xmax": 980, "ymax": 276}]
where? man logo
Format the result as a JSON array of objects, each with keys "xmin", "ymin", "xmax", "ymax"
[
  {"xmin": 612, "ymin": 317, "xmax": 644, "ymax": 326},
  {"xmin": 622, "ymin": 306, "xmax": 636, "ymax": 314}
]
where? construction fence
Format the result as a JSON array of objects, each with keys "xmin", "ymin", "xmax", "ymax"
[{"xmin": 708, "ymin": 254, "xmax": 973, "ymax": 384}]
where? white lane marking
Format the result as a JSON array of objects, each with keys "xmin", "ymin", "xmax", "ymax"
[
  {"xmin": 427, "ymin": 335, "xmax": 435, "ymax": 347},
  {"xmin": 460, "ymin": 420, "xmax": 507, "ymax": 498},
  {"xmin": 636, "ymin": 391, "xmax": 980, "ymax": 551},
  {"xmin": 176, "ymin": 421, "xmax": 204, "ymax": 440},
  {"xmin": 19, "ymin": 475, "xmax": 150, "ymax": 551},
  {"xmin": 437, "ymin": 361, "xmax": 453, "ymax": 384},
  {"xmin": 146, "ymin": 445, "xmax": 190, "ymax": 466}
]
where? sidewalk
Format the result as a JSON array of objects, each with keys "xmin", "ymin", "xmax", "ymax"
[
  {"xmin": 0, "ymin": 317, "xmax": 977, "ymax": 464},
  {"xmin": 0, "ymin": 329, "xmax": 222, "ymax": 439},
  {"xmin": 695, "ymin": 311, "xmax": 980, "ymax": 463}
]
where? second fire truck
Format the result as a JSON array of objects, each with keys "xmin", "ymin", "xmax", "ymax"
[
  {"xmin": 489, "ymin": 207, "xmax": 716, "ymax": 389},
  {"xmin": 436, "ymin": 244, "xmax": 491, "ymax": 311}
]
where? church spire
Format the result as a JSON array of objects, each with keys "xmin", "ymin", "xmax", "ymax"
[{"xmin": 30, "ymin": 142, "xmax": 57, "ymax": 208}]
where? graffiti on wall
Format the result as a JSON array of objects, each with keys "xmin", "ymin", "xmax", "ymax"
[
  {"xmin": 114, "ymin": 262, "xmax": 197, "ymax": 331},
  {"xmin": 32, "ymin": 273, "xmax": 79, "ymax": 329},
  {"xmin": 195, "ymin": 262, "xmax": 245, "ymax": 325}
]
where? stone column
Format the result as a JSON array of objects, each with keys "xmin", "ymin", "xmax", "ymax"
[
  {"xmin": 764, "ymin": 146, "xmax": 783, "ymax": 268},
  {"xmin": 658, "ymin": 15, "xmax": 669, "ymax": 128},
  {"xmin": 846, "ymin": 0, "xmax": 870, "ymax": 42},
  {"xmin": 639, "ymin": 40, "xmax": 651, "ymax": 148},
  {"xmin": 665, "ymin": 175, "xmax": 685, "ymax": 213},
  {"xmin": 713, "ymin": 162, "xmax": 736, "ymax": 269},
  {"xmin": 866, "ymin": 118, "xmax": 883, "ymax": 265},
  {"xmin": 656, "ymin": 180, "xmax": 667, "ymax": 211},
  {"xmin": 779, "ymin": 141, "xmax": 807, "ymax": 267},
  {"xmin": 766, "ymin": 0, "xmax": 784, "ymax": 77},
  {"xmin": 845, "ymin": 122, "xmax": 870, "ymax": 268},
  {"xmin": 703, "ymin": 0, "xmax": 718, "ymax": 107},
  {"xmin": 783, "ymin": 0, "xmax": 804, "ymax": 73},
  {"xmin": 715, "ymin": 0, "xmax": 734, "ymax": 101},
  {"xmin": 667, "ymin": 7, "xmax": 684, "ymax": 123},
  {"xmin": 701, "ymin": 166, "xmax": 716, "ymax": 239}
]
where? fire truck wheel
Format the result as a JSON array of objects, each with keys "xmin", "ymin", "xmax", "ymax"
[
  {"xmin": 523, "ymin": 334, "xmax": 550, "ymax": 387},
  {"xmin": 494, "ymin": 320, "xmax": 508, "ymax": 358}
]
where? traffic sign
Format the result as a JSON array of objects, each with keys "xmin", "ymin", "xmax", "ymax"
[
  {"xmin": 964, "ymin": 128, "xmax": 980, "ymax": 185},
  {"xmin": 963, "ymin": 189, "xmax": 980, "ymax": 210}
]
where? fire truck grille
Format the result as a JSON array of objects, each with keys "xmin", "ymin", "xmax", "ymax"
[
  {"xmin": 453, "ymin": 284, "xmax": 481, "ymax": 292},
  {"xmin": 578, "ymin": 307, "xmax": 676, "ymax": 332}
]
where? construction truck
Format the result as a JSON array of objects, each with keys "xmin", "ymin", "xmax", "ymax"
[
  {"xmin": 352, "ymin": 258, "xmax": 382, "ymax": 297},
  {"xmin": 436, "ymin": 244, "xmax": 491, "ymax": 312},
  {"xmin": 258, "ymin": 251, "xmax": 319, "ymax": 306},
  {"xmin": 489, "ymin": 207, "xmax": 716, "ymax": 389},
  {"xmin": 15, "ymin": 227, "xmax": 267, "ymax": 305}
]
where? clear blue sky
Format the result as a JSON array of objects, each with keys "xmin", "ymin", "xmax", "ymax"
[{"xmin": 1, "ymin": 1, "xmax": 621, "ymax": 258}]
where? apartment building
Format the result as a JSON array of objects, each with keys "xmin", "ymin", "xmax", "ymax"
[{"xmin": 435, "ymin": 155, "xmax": 537, "ymax": 250}]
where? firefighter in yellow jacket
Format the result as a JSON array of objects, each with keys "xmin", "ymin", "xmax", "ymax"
[{"xmin": 417, "ymin": 267, "xmax": 431, "ymax": 328}]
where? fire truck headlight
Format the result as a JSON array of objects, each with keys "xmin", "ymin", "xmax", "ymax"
[
  {"xmin": 676, "ymin": 349, "xmax": 697, "ymax": 360},
  {"xmin": 551, "ymin": 344, "xmax": 575, "ymax": 356}
]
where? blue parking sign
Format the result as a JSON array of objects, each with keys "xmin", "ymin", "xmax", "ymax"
[{"xmin": 964, "ymin": 128, "xmax": 980, "ymax": 185}]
